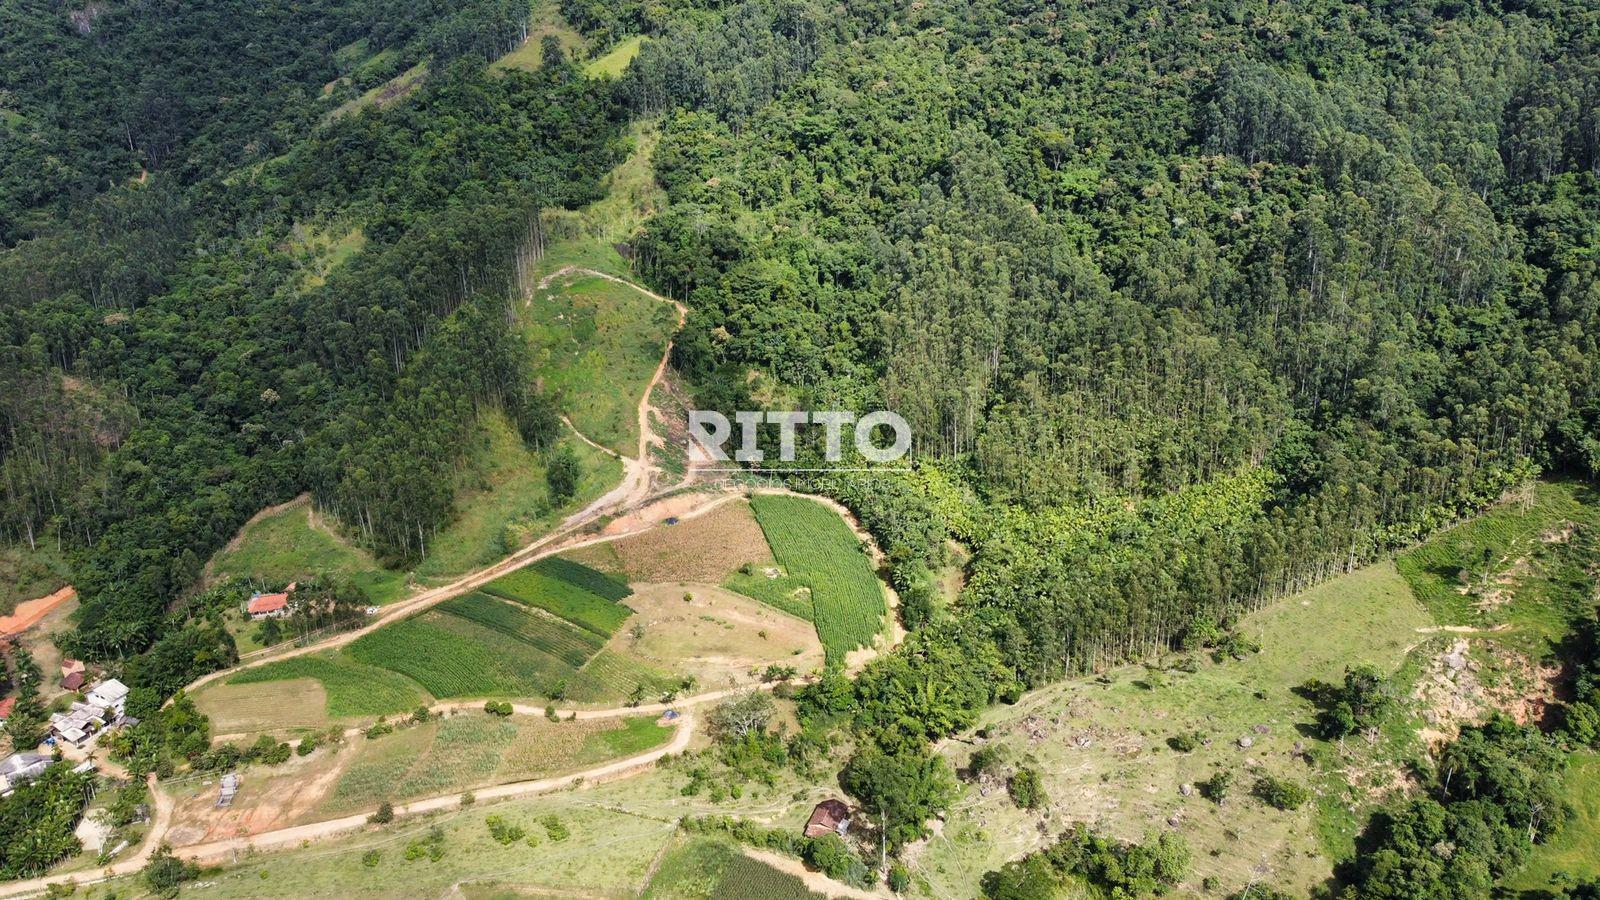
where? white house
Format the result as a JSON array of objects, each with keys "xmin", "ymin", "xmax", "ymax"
[
  {"xmin": 85, "ymin": 678, "xmax": 129, "ymax": 716},
  {"xmin": 0, "ymin": 752, "xmax": 50, "ymax": 795}
]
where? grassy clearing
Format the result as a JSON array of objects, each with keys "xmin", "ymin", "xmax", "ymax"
[
  {"xmin": 328, "ymin": 61, "xmax": 427, "ymax": 120},
  {"xmin": 1395, "ymin": 480, "xmax": 1600, "ymax": 656},
  {"xmin": 206, "ymin": 496, "xmax": 409, "ymax": 604},
  {"xmin": 644, "ymin": 835, "xmax": 820, "ymax": 899},
  {"xmin": 215, "ymin": 652, "xmax": 429, "ymax": 724},
  {"xmin": 920, "ymin": 560, "xmax": 1434, "ymax": 897},
  {"xmin": 524, "ymin": 270, "xmax": 678, "ymax": 456},
  {"xmin": 490, "ymin": 1, "xmax": 585, "ymax": 73},
  {"xmin": 483, "ymin": 558, "xmax": 635, "ymax": 637},
  {"xmin": 749, "ymin": 494, "xmax": 885, "ymax": 662},
  {"xmin": 723, "ymin": 570, "xmax": 812, "ymax": 621},
  {"xmin": 286, "ymin": 221, "xmax": 365, "ymax": 288},
  {"xmin": 413, "ymin": 415, "xmax": 622, "ymax": 580},
  {"xmin": 585, "ymin": 35, "xmax": 646, "ymax": 78},
  {"xmin": 611, "ymin": 498, "xmax": 774, "ymax": 583},
  {"xmin": 0, "ymin": 543, "xmax": 71, "ymax": 615},
  {"xmin": 1508, "ymin": 752, "xmax": 1600, "ymax": 889}
]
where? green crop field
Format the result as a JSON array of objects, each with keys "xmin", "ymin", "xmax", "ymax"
[
  {"xmin": 223, "ymin": 652, "xmax": 429, "ymax": 719},
  {"xmin": 483, "ymin": 558, "xmax": 634, "ymax": 637},
  {"xmin": 440, "ymin": 593, "xmax": 604, "ymax": 667},
  {"xmin": 565, "ymin": 649, "xmax": 675, "ymax": 703},
  {"xmin": 349, "ymin": 612, "xmax": 570, "ymax": 698},
  {"xmin": 748, "ymin": 494, "xmax": 885, "ymax": 662}
]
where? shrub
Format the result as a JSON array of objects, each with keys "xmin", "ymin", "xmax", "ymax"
[
  {"xmin": 1168, "ymin": 731, "xmax": 1205, "ymax": 753},
  {"xmin": 361, "ymin": 849, "xmax": 381, "ymax": 868},
  {"xmin": 1253, "ymin": 775, "xmax": 1310, "ymax": 811},
  {"xmin": 369, "ymin": 801, "xmax": 395, "ymax": 824},
  {"xmin": 1008, "ymin": 767, "xmax": 1047, "ymax": 810},
  {"xmin": 1199, "ymin": 771, "xmax": 1233, "ymax": 804}
]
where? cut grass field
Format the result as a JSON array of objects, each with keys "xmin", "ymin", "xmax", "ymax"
[
  {"xmin": 748, "ymin": 494, "xmax": 885, "ymax": 662},
  {"xmin": 920, "ymin": 560, "xmax": 1435, "ymax": 898},
  {"xmin": 482, "ymin": 557, "xmax": 635, "ymax": 637},
  {"xmin": 523, "ymin": 270, "xmax": 678, "ymax": 456},
  {"xmin": 203, "ymin": 651, "xmax": 430, "ymax": 730}
]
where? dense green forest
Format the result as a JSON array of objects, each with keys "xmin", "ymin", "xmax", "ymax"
[
  {"xmin": 1, "ymin": 0, "xmax": 623, "ymax": 673},
  {"xmin": 3, "ymin": 0, "xmax": 1600, "ymax": 891}
]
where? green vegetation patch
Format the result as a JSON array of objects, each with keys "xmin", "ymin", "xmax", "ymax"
[
  {"xmin": 0, "ymin": 543, "xmax": 71, "ymax": 615},
  {"xmin": 207, "ymin": 498, "xmax": 408, "ymax": 604},
  {"xmin": 748, "ymin": 494, "xmax": 885, "ymax": 662},
  {"xmin": 584, "ymin": 35, "xmax": 646, "ymax": 79},
  {"xmin": 1397, "ymin": 480, "xmax": 1600, "ymax": 655},
  {"xmin": 349, "ymin": 611, "xmax": 573, "ymax": 698},
  {"xmin": 227, "ymin": 652, "xmax": 429, "ymax": 718},
  {"xmin": 524, "ymin": 271, "xmax": 678, "ymax": 456},
  {"xmin": 565, "ymin": 649, "xmax": 675, "ymax": 703},
  {"xmin": 643, "ymin": 835, "xmax": 818, "ymax": 899},
  {"xmin": 440, "ymin": 592, "xmax": 604, "ymax": 667},
  {"xmin": 483, "ymin": 558, "xmax": 634, "ymax": 637},
  {"xmin": 723, "ymin": 570, "xmax": 813, "ymax": 621}
]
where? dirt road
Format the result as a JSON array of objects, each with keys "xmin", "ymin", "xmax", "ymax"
[{"xmin": 177, "ymin": 711, "xmax": 696, "ymax": 865}]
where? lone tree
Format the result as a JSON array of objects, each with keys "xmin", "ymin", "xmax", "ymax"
[
  {"xmin": 546, "ymin": 445, "xmax": 580, "ymax": 502},
  {"xmin": 708, "ymin": 690, "xmax": 775, "ymax": 742}
]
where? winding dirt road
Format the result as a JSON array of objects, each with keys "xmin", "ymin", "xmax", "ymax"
[{"xmin": 2, "ymin": 268, "xmax": 897, "ymax": 898}]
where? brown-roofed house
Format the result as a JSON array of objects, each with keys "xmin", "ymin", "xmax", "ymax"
[
  {"xmin": 61, "ymin": 671, "xmax": 85, "ymax": 691},
  {"xmin": 247, "ymin": 592, "xmax": 290, "ymax": 619},
  {"xmin": 803, "ymin": 799, "xmax": 851, "ymax": 838}
]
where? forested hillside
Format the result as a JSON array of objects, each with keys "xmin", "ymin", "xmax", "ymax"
[{"xmin": 0, "ymin": 1, "xmax": 622, "ymax": 678}]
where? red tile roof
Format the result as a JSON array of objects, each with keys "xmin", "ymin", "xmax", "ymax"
[
  {"xmin": 61, "ymin": 672, "xmax": 85, "ymax": 691},
  {"xmin": 0, "ymin": 696, "xmax": 14, "ymax": 719},
  {"xmin": 804, "ymin": 799, "xmax": 850, "ymax": 838},
  {"xmin": 247, "ymin": 592, "xmax": 290, "ymax": 615}
]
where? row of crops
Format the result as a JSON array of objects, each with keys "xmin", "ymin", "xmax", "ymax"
[
  {"xmin": 747, "ymin": 494, "xmax": 886, "ymax": 662},
  {"xmin": 482, "ymin": 557, "xmax": 635, "ymax": 636}
]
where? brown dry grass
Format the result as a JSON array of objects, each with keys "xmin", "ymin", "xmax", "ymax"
[
  {"xmin": 608, "ymin": 499, "xmax": 773, "ymax": 583},
  {"xmin": 608, "ymin": 583, "xmax": 822, "ymax": 689}
]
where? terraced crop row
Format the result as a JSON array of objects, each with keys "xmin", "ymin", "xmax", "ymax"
[
  {"xmin": 440, "ymin": 592, "xmax": 603, "ymax": 667},
  {"xmin": 484, "ymin": 560, "xmax": 634, "ymax": 636},
  {"xmin": 349, "ymin": 613, "xmax": 569, "ymax": 698}
]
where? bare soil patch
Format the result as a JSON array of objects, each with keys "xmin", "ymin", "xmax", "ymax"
[
  {"xmin": 608, "ymin": 498, "xmax": 773, "ymax": 582},
  {"xmin": 610, "ymin": 583, "xmax": 822, "ymax": 688}
]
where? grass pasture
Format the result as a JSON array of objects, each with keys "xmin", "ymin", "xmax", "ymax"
[
  {"xmin": 643, "ymin": 836, "xmax": 820, "ymax": 899},
  {"xmin": 585, "ymin": 35, "xmax": 646, "ymax": 78},
  {"xmin": 723, "ymin": 570, "xmax": 812, "ymax": 621},
  {"xmin": 1508, "ymin": 752, "xmax": 1600, "ymax": 889},
  {"xmin": 1396, "ymin": 480, "xmax": 1600, "ymax": 657},
  {"xmin": 748, "ymin": 494, "xmax": 885, "ymax": 662},
  {"xmin": 919, "ymin": 560, "xmax": 1434, "ymax": 897},
  {"xmin": 523, "ymin": 270, "xmax": 678, "ymax": 456},
  {"xmin": 603, "ymin": 583, "xmax": 823, "ymax": 690},
  {"xmin": 482, "ymin": 557, "xmax": 635, "ymax": 637},
  {"xmin": 206, "ymin": 496, "xmax": 409, "ymax": 604},
  {"xmin": 0, "ymin": 542, "xmax": 71, "ymax": 615}
]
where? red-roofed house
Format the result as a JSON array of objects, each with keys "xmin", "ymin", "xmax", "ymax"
[
  {"xmin": 61, "ymin": 671, "xmax": 85, "ymax": 691},
  {"xmin": 0, "ymin": 696, "xmax": 15, "ymax": 724},
  {"xmin": 247, "ymin": 592, "xmax": 290, "ymax": 619},
  {"xmin": 803, "ymin": 799, "xmax": 851, "ymax": 838}
]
